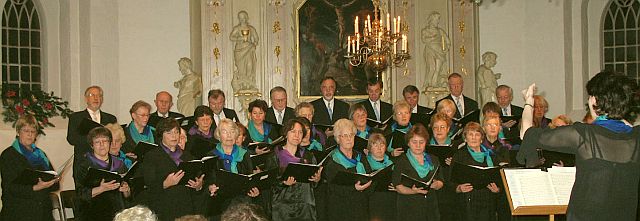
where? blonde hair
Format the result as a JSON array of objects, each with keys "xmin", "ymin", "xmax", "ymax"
[
  {"xmin": 113, "ymin": 205, "xmax": 157, "ymax": 221},
  {"xmin": 392, "ymin": 100, "xmax": 411, "ymax": 121},
  {"xmin": 367, "ymin": 133, "xmax": 387, "ymax": 151},
  {"xmin": 333, "ymin": 119, "xmax": 356, "ymax": 142},
  {"xmin": 436, "ymin": 99, "xmax": 457, "ymax": 115},
  {"xmin": 104, "ymin": 123, "xmax": 126, "ymax": 143},
  {"xmin": 214, "ymin": 118, "xmax": 239, "ymax": 140},
  {"xmin": 550, "ymin": 114, "xmax": 573, "ymax": 129},
  {"xmin": 15, "ymin": 114, "xmax": 39, "ymax": 134}
]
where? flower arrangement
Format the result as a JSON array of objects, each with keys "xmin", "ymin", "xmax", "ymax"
[{"xmin": 2, "ymin": 89, "xmax": 73, "ymax": 135}]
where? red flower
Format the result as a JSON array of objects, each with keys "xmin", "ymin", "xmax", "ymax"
[
  {"xmin": 6, "ymin": 90, "xmax": 16, "ymax": 98},
  {"xmin": 15, "ymin": 105, "xmax": 24, "ymax": 114},
  {"xmin": 42, "ymin": 118, "xmax": 49, "ymax": 124},
  {"xmin": 44, "ymin": 102, "xmax": 53, "ymax": 110},
  {"xmin": 21, "ymin": 99, "xmax": 30, "ymax": 106}
]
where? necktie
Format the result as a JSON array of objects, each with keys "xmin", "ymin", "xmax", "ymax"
[
  {"xmin": 91, "ymin": 112, "xmax": 98, "ymax": 123},
  {"xmin": 456, "ymin": 97, "xmax": 464, "ymax": 116},
  {"xmin": 502, "ymin": 107, "xmax": 508, "ymax": 116},
  {"xmin": 328, "ymin": 102, "xmax": 333, "ymax": 121},
  {"xmin": 373, "ymin": 102, "xmax": 380, "ymax": 121},
  {"xmin": 277, "ymin": 111, "xmax": 283, "ymax": 125},
  {"xmin": 215, "ymin": 114, "xmax": 221, "ymax": 126}
]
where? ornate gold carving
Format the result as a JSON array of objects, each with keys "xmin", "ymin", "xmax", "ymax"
[{"xmin": 211, "ymin": 23, "xmax": 221, "ymax": 34}]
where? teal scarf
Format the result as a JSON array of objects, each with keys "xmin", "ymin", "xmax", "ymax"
[
  {"xmin": 467, "ymin": 145, "xmax": 494, "ymax": 167},
  {"xmin": 332, "ymin": 148, "xmax": 366, "ymax": 174},
  {"xmin": 430, "ymin": 137, "xmax": 451, "ymax": 145},
  {"xmin": 214, "ymin": 143, "xmax": 247, "ymax": 174},
  {"xmin": 248, "ymin": 120, "xmax": 272, "ymax": 143},
  {"xmin": 407, "ymin": 151, "xmax": 434, "ymax": 178},
  {"xmin": 387, "ymin": 123, "xmax": 412, "ymax": 152},
  {"xmin": 367, "ymin": 154, "xmax": 393, "ymax": 170},
  {"xmin": 306, "ymin": 139, "xmax": 323, "ymax": 151},
  {"xmin": 12, "ymin": 139, "xmax": 51, "ymax": 170},
  {"xmin": 356, "ymin": 126, "xmax": 371, "ymax": 139},
  {"xmin": 128, "ymin": 122, "xmax": 155, "ymax": 144}
]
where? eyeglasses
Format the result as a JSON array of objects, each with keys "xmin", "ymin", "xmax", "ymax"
[
  {"xmin": 432, "ymin": 125, "xmax": 448, "ymax": 131},
  {"xmin": 20, "ymin": 129, "xmax": 37, "ymax": 134},
  {"xmin": 92, "ymin": 139, "xmax": 110, "ymax": 145},
  {"xmin": 338, "ymin": 133, "xmax": 355, "ymax": 139},
  {"xmin": 87, "ymin": 93, "xmax": 103, "ymax": 98}
]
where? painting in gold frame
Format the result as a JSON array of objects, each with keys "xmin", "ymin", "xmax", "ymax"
[{"xmin": 295, "ymin": 0, "xmax": 376, "ymax": 99}]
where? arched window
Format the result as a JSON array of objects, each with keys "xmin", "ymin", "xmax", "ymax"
[
  {"xmin": 602, "ymin": 0, "xmax": 640, "ymax": 83},
  {"xmin": 2, "ymin": 0, "xmax": 41, "ymax": 96}
]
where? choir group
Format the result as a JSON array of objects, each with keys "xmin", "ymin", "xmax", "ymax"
[{"xmin": 1, "ymin": 71, "xmax": 639, "ymax": 221}]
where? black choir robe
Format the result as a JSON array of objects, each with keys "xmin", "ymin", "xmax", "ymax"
[
  {"xmin": 324, "ymin": 149, "xmax": 372, "ymax": 221},
  {"xmin": 392, "ymin": 152, "xmax": 442, "ymax": 221},
  {"xmin": 73, "ymin": 154, "xmax": 128, "ymax": 221},
  {"xmin": 271, "ymin": 147, "xmax": 318, "ymax": 221},
  {"xmin": 0, "ymin": 146, "xmax": 59, "ymax": 221}
]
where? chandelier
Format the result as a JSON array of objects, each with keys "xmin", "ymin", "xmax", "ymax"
[{"xmin": 344, "ymin": 2, "xmax": 410, "ymax": 73}]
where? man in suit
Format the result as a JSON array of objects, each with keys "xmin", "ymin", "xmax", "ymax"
[
  {"xmin": 311, "ymin": 77, "xmax": 350, "ymax": 126},
  {"xmin": 67, "ymin": 86, "xmax": 118, "ymax": 158},
  {"xmin": 207, "ymin": 89, "xmax": 239, "ymax": 133},
  {"xmin": 402, "ymin": 85, "xmax": 433, "ymax": 114},
  {"xmin": 265, "ymin": 86, "xmax": 295, "ymax": 125},
  {"xmin": 152, "ymin": 91, "xmax": 185, "ymax": 118},
  {"xmin": 436, "ymin": 73, "xmax": 478, "ymax": 119},
  {"xmin": 496, "ymin": 84, "xmax": 523, "ymax": 138},
  {"xmin": 357, "ymin": 80, "xmax": 392, "ymax": 122}
]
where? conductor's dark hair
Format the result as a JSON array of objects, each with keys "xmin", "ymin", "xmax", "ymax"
[
  {"xmin": 88, "ymin": 127, "xmax": 112, "ymax": 145},
  {"xmin": 248, "ymin": 99, "xmax": 269, "ymax": 114},
  {"xmin": 586, "ymin": 71, "xmax": 639, "ymax": 121},
  {"xmin": 155, "ymin": 118, "xmax": 180, "ymax": 143},
  {"xmin": 281, "ymin": 118, "xmax": 307, "ymax": 139}
]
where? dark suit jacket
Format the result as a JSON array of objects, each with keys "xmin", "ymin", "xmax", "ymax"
[
  {"xmin": 67, "ymin": 109, "xmax": 118, "ymax": 156},
  {"xmin": 265, "ymin": 107, "xmax": 296, "ymax": 125},
  {"xmin": 500, "ymin": 104, "xmax": 524, "ymax": 139},
  {"xmin": 210, "ymin": 108, "xmax": 240, "ymax": 133},
  {"xmin": 416, "ymin": 105, "xmax": 434, "ymax": 114},
  {"xmin": 311, "ymin": 98, "xmax": 350, "ymax": 125},
  {"xmin": 357, "ymin": 100, "xmax": 393, "ymax": 122},
  {"xmin": 151, "ymin": 111, "xmax": 185, "ymax": 119},
  {"xmin": 436, "ymin": 95, "xmax": 479, "ymax": 119}
]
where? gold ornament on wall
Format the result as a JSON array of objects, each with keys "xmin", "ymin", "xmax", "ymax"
[
  {"xmin": 270, "ymin": 0, "xmax": 285, "ymax": 74},
  {"xmin": 208, "ymin": 0, "xmax": 224, "ymax": 77}
]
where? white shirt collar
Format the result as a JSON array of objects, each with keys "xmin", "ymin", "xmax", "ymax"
[{"xmin": 87, "ymin": 108, "xmax": 101, "ymax": 123}]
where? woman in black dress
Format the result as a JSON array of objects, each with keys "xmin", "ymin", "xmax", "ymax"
[
  {"xmin": 205, "ymin": 118, "xmax": 260, "ymax": 218},
  {"xmin": 350, "ymin": 103, "xmax": 381, "ymax": 139},
  {"xmin": 452, "ymin": 122, "xmax": 507, "ymax": 221},
  {"xmin": 123, "ymin": 100, "xmax": 156, "ymax": 153},
  {"xmin": 74, "ymin": 127, "xmax": 131, "ymax": 221},
  {"xmin": 324, "ymin": 119, "xmax": 373, "ymax": 221},
  {"xmin": 247, "ymin": 99, "xmax": 280, "ymax": 154},
  {"xmin": 366, "ymin": 133, "xmax": 396, "ymax": 221},
  {"xmin": 143, "ymin": 118, "xmax": 206, "ymax": 220},
  {"xmin": 482, "ymin": 116, "xmax": 511, "ymax": 221},
  {"xmin": 0, "ymin": 115, "xmax": 60, "ymax": 221},
  {"xmin": 272, "ymin": 118, "xmax": 322, "ymax": 221},
  {"xmin": 185, "ymin": 105, "xmax": 217, "ymax": 158},
  {"xmin": 393, "ymin": 124, "xmax": 443, "ymax": 221},
  {"xmin": 386, "ymin": 101, "xmax": 413, "ymax": 157},
  {"xmin": 518, "ymin": 72, "xmax": 640, "ymax": 220}
]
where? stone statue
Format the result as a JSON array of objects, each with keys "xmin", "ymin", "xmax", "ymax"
[
  {"xmin": 421, "ymin": 12, "xmax": 450, "ymax": 90},
  {"xmin": 174, "ymin": 57, "xmax": 202, "ymax": 115},
  {"xmin": 229, "ymin": 10, "xmax": 259, "ymax": 91},
  {"xmin": 477, "ymin": 51, "xmax": 501, "ymax": 106}
]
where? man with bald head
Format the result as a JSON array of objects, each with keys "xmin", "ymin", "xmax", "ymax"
[{"xmin": 152, "ymin": 91, "xmax": 185, "ymax": 118}]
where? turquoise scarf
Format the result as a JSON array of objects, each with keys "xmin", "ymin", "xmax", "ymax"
[
  {"xmin": 356, "ymin": 126, "xmax": 371, "ymax": 139},
  {"xmin": 12, "ymin": 139, "xmax": 51, "ymax": 170},
  {"xmin": 306, "ymin": 139, "xmax": 323, "ymax": 151},
  {"xmin": 128, "ymin": 122, "xmax": 155, "ymax": 144},
  {"xmin": 387, "ymin": 123, "xmax": 412, "ymax": 152},
  {"xmin": 467, "ymin": 144, "xmax": 494, "ymax": 167},
  {"xmin": 115, "ymin": 150, "xmax": 133, "ymax": 169},
  {"xmin": 430, "ymin": 137, "xmax": 451, "ymax": 145},
  {"xmin": 332, "ymin": 148, "xmax": 366, "ymax": 174},
  {"xmin": 367, "ymin": 154, "xmax": 393, "ymax": 170},
  {"xmin": 248, "ymin": 120, "xmax": 272, "ymax": 143},
  {"xmin": 407, "ymin": 151, "xmax": 434, "ymax": 178},
  {"xmin": 214, "ymin": 143, "xmax": 247, "ymax": 174}
]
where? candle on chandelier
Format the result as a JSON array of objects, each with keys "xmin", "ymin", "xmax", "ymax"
[
  {"xmin": 377, "ymin": 31, "xmax": 382, "ymax": 49},
  {"xmin": 367, "ymin": 15, "xmax": 372, "ymax": 33},
  {"xmin": 355, "ymin": 16, "xmax": 359, "ymax": 34},
  {"xmin": 348, "ymin": 36, "xmax": 351, "ymax": 54},
  {"xmin": 356, "ymin": 33, "xmax": 360, "ymax": 52},
  {"xmin": 386, "ymin": 13, "xmax": 390, "ymax": 32},
  {"xmin": 393, "ymin": 18, "xmax": 396, "ymax": 34},
  {"xmin": 397, "ymin": 16, "xmax": 401, "ymax": 33},
  {"xmin": 402, "ymin": 34, "xmax": 407, "ymax": 51}
]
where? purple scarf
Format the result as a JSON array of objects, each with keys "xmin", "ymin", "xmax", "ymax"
[
  {"xmin": 85, "ymin": 152, "xmax": 124, "ymax": 172},
  {"xmin": 276, "ymin": 146, "xmax": 305, "ymax": 169},
  {"xmin": 161, "ymin": 143, "xmax": 183, "ymax": 166},
  {"xmin": 188, "ymin": 125, "xmax": 213, "ymax": 139}
]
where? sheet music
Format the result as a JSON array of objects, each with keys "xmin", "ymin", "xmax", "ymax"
[{"xmin": 503, "ymin": 168, "xmax": 575, "ymax": 208}]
